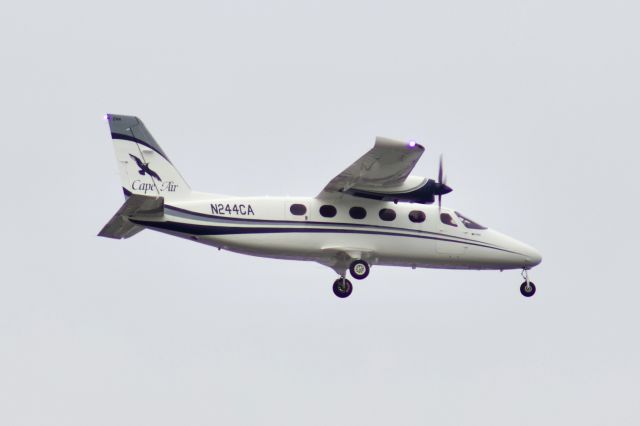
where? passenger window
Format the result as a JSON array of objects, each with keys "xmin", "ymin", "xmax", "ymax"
[
  {"xmin": 408, "ymin": 210, "xmax": 426, "ymax": 223},
  {"xmin": 319, "ymin": 205, "xmax": 337, "ymax": 218},
  {"xmin": 290, "ymin": 204, "xmax": 307, "ymax": 216},
  {"xmin": 349, "ymin": 207, "xmax": 367, "ymax": 220},
  {"xmin": 378, "ymin": 208, "xmax": 396, "ymax": 221},
  {"xmin": 440, "ymin": 212, "xmax": 458, "ymax": 227},
  {"xmin": 455, "ymin": 211, "xmax": 487, "ymax": 230}
]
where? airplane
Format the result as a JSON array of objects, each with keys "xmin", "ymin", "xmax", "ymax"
[{"xmin": 99, "ymin": 114, "xmax": 542, "ymax": 299}]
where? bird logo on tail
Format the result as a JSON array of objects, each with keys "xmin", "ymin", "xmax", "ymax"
[{"xmin": 129, "ymin": 154, "xmax": 162, "ymax": 181}]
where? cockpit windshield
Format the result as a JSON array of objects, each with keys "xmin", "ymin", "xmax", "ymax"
[{"xmin": 455, "ymin": 211, "xmax": 487, "ymax": 230}]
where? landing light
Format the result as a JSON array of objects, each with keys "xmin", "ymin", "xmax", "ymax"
[
  {"xmin": 408, "ymin": 140, "xmax": 417, "ymax": 148},
  {"xmin": 103, "ymin": 114, "xmax": 110, "ymax": 121}
]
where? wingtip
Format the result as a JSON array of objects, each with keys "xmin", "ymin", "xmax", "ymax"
[
  {"xmin": 375, "ymin": 136, "xmax": 425, "ymax": 150},
  {"xmin": 412, "ymin": 141, "xmax": 426, "ymax": 150}
]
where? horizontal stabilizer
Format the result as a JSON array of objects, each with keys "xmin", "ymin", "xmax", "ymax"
[{"xmin": 98, "ymin": 194, "xmax": 164, "ymax": 239}]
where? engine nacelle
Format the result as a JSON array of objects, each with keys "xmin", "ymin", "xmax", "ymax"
[{"xmin": 342, "ymin": 175, "xmax": 451, "ymax": 204}]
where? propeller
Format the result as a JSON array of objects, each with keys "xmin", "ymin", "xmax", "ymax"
[{"xmin": 436, "ymin": 154, "xmax": 452, "ymax": 210}]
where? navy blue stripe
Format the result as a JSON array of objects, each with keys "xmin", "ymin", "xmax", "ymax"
[
  {"xmin": 164, "ymin": 204, "xmax": 501, "ymax": 249},
  {"xmin": 111, "ymin": 132, "xmax": 172, "ymax": 163},
  {"xmin": 131, "ymin": 220, "xmax": 521, "ymax": 255}
]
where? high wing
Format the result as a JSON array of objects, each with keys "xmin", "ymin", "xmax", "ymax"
[{"xmin": 318, "ymin": 137, "xmax": 439, "ymax": 203}]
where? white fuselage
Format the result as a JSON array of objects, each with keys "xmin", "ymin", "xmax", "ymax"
[
  {"xmin": 132, "ymin": 194, "xmax": 542, "ymax": 274},
  {"xmin": 101, "ymin": 114, "xmax": 543, "ymax": 297}
]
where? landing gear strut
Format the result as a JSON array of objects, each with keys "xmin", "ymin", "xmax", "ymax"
[
  {"xmin": 333, "ymin": 277, "xmax": 353, "ymax": 298},
  {"xmin": 520, "ymin": 269, "xmax": 536, "ymax": 297}
]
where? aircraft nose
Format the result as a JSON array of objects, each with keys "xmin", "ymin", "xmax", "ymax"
[
  {"xmin": 522, "ymin": 245, "xmax": 542, "ymax": 267},
  {"xmin": 489, "ymin": 230, "xmax": 542, "ymax": 269}
]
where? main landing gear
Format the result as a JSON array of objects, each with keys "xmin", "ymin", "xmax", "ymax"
[
  {"xmin": 349, "ymin": 259, "xmax": 370, "ymax": 280},
  {"xmin": 333, "ymin": 277, "xmax": 353, "ymax": 298},
  {"xmin": 520, "ymin": 269, "xmax": 536, "ymax": 297},
  {"xmin": 332, "ymin": 259, "xmax": 371, "ymax": 298}
]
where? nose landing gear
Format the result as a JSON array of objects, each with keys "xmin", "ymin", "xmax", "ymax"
[{"xmin": 520, "ymin": 269, "xmax": 536, "ymax": 297}]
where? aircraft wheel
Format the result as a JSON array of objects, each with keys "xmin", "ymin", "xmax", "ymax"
[
  {"xmin": 349, "ymin": 260, "xmax": 370, "ymax": 280},
  {"xmin": 520, "ymin": 281, "xmax": 536, "ymax": 297},
  {"xmin": 333, "ymin": 278, "xmax": 353, "ymax": 298}
]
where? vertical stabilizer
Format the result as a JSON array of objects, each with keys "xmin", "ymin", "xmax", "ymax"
[{"xmin": 106, "ymin": 114, "xmax": 191, "ymax": 199}]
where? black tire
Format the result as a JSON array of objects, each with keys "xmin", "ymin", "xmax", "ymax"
[
  {"xmin": 520, "ymin": 281, "xmax": 536, "ymax": 297},
  {"xmin": 349, "ymin": 260, "xmax": 370, "ymax": 280},
  {"xmin": 333, "ymin": 278, "xmax": 353, "ymax": 298}
]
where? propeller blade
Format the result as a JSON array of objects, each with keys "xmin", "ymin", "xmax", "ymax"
[{"xmin": 435, "ymin": 154, "xmax": 451, "ymax": 211}]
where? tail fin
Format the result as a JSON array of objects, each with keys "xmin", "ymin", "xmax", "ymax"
[{"xmin": 106, "ymin": 114, "xmax": 191, "ymax": 199}]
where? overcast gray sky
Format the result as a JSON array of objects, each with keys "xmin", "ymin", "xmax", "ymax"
[{"xmin": 2, "ymin": 1, "xmax": 639, "ymax": 425}]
